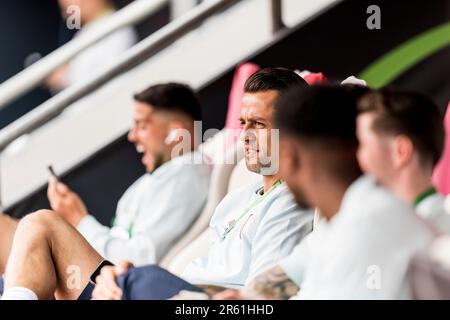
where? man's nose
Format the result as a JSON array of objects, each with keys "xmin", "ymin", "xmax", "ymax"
[
  {"xmin": 241, "ymin": 128, "xmax": 257, "ymax": 144},
  {"xmin": 128, "ymin": 127, "xmax": 136, "ymax": 143}
]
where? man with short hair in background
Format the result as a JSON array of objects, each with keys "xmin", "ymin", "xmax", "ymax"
[
  {"xmin": 356, "ymin": 89, "xmax": 450, "ymax": 234},
  {"xmin": 0, "ymin": 83, "xmax": 211, "ymax": 299}
]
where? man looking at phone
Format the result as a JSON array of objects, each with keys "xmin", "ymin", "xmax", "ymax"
[{"xmin": 0, "ymin": 83, "xmax": 211, "ymax": 276}]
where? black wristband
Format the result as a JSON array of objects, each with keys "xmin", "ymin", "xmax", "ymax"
[{"xmin": 90, "ymin": 260, "xmax": 114, "ymax": 285}]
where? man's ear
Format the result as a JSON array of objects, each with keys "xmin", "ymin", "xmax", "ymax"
[
  {"xmin": 392, "ymin": 135, "xmax": 414, "ymax": 168},
  {"xmin": 165, "ymin": 121, "xmax": 184, "ymax": 145}
]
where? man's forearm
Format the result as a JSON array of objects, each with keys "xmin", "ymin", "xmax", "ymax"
[
  {"xmin": 242, "ymin": 265, "xmax": 299, "ymax": 300},
  {"xmin": 0, "ymin": 214, "xmax": 18, "ymax": 273},
  {"xmin": 197, "ymin": 284, "xmax": 229, "ymax": 296}
]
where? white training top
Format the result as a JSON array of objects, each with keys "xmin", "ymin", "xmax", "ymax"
[
  {"xmin": 66, "ymin": 14, "xmax": 138, "ymax": 87},
  {"xmin": 416, "ymin": 192, "xmax": 450, "ymax": 235},
  {"xmin": 77, "ymin": 151, "xmax": 212, "ymax": 266},
  {"xmin": 279, "ymin": 175, "xmax": 434, "ymax": 300},
  {"xmin": 182, "ymin": 180, "xmax": 314, "ymax": 288}
]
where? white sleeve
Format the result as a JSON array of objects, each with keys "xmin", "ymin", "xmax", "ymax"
[
  {"xmin": 77, "ymin": 215, "xmax": 112, "ymax": 247},
  {"xmin": 246, "ymin": 195, "xmax": 313, "ymax": 285},
  {"xmin": 278, "ymin": 234, "xmax": 312, "ymax": 286},
  {"xmin": 76, "ymin": 211, "xmax": 158, "ymax": 266},
  {"xmin": 78, "ymin": 165, "xmax": 209, "ymax": 266}
]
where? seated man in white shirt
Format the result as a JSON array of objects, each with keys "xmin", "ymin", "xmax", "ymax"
[
  {"xmin": 81, "ymin": 68, "xmax": 314, "ymax": 300},
  {"xmin": 356, "ymin": 89, "xmax": 450, "ymax": 234},
  {"xmin": 0, "ymin": 83, "xmax": 212, "ymax": 299},
  {"xmin": 215, "ymin": 85, "xmax": 435, "ymax": 300}
]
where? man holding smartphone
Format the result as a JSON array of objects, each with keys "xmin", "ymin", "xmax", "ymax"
[{"xmin": 0, "ymin": 83, "xmax": 212, "ymax": 275}]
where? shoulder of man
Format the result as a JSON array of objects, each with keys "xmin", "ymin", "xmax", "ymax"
[{"xmin": 339, "ymin": 176, "xmax": 433, "ymax": 250}]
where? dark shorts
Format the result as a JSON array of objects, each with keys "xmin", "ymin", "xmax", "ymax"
[
  {"xmin": 78, "ymin": 260, "xmax": 114, "ymax": 300},
  {"xmin": 79, "ymin": 264, "xmax": 203, "ymax": 300},
  {"xmin": 119, "ymin": 265, "xmax": 204, "ymax": 300},
  {"xmin": 78, "ymin": 282, "xmax": 95, "ymax": 300}
]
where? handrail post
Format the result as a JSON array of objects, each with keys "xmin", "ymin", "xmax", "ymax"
[{"xmin": 271, "ymin": 0, "xmax": 285, "ymax": 34}]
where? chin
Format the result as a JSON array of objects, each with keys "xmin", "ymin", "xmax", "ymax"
[
  {"xmin": 144, "ymin": 161, "xmax": 156, "ymax": 173},
  {"xmin": 245, "ymin": 162, "xmax": 262, "ymax": 175}
]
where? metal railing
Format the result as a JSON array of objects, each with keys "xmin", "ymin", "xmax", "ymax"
[
  {"xmin": 0, "ymin": 0, "xmax": 285, "ymax": 152},
  {"xmin": 0, "ymin": 0, "xmax": 286, "ymax": 210},
  {"xmin": 271, "ymin": 0, "xmax": 285, "ymax": 33},
  {"xmin": 0, "ymin": 0, "xmax": 169, "ymax": 111}
]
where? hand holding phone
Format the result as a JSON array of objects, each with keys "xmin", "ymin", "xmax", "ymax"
[
  {"xmin": 47, "ymin": 165, "xmax": 60, "ymax": 181},
  {"xmin": 46, "ymin": 164, "xmax": 88, "ymax": 226}
]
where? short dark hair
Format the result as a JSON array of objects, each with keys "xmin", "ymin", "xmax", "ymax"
[
  {"xmin": 134, "ymin": 83, "xmax": 202, "ymax": 121},
  {"xmin": 276, "ymin": 85, "xmax": 359, "ymax": 145},
  {"xmin": 244, "ymin": 67, "xmax": 308, "ymax": 93},
  {"xmin": 341, "ymin": 83, "xmax": 371, "ymax": 100},
  {"xmin": 276, "ymin": 85, "xmax": 362, "ymax": 182},
  {"xmin": 358, "ymin": 89, "xmax": 444, "ymax": 166}
]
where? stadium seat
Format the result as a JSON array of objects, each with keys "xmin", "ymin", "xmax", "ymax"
[
  {"xmin": 409, "ymin": 236, "xmax": 450, "ymax": 299},
  {"xmin": 433, "ymin": 103, "xmax": 450, "ymax": 196},
  {"xmin": 160, "ymin": 141, "xmax": 243, "ymax": 269},
  {"xmin": 225, "ymin": 63, "xmax": 260, "ymax": 131},
  {"xmin": 296, "ymin": 70, "xmax": 329, "ymax": 85}
]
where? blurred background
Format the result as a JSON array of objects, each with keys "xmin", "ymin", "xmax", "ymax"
[{"xmin": 0, "ymin": 0, "xmax": 448, "ymax": 226}]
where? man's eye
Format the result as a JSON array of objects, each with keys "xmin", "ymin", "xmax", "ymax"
[{"xmin": 256, "ymin": 122, "xmax": 265, "ymax": 127}]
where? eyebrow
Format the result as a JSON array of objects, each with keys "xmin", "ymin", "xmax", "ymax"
[
  {"xmin": 134, "ymin": 117, "xmax": 150, "ymax": 123},
  {"xmin": 239, "ymin": 117, "xmax": 267, "ymax": 122}
]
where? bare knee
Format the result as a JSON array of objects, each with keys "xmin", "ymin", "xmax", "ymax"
[{"xmin": 17, "ymin": 210, "xmax": 61, "ymax": 237}]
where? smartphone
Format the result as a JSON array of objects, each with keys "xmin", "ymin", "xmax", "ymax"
[{"xmin": 47, "ymin": 165, "xmax": 60, "ymax": 181}]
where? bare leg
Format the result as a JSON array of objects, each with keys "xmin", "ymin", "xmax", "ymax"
[
  {"xmin": 3, "ymin": 210, "xmax": 103, "ymax": 300},
  {"xmin": 0, "ymin": 213, "xmax": 18, "ymax": 274}
]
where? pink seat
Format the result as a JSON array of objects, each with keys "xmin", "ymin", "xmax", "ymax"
[
  {"xmin": 303, "ymin": 72, "xmax": 329, "ymax": 85},
  {"xmin": 224, "ymin": 63, "xmax": 260, "ymax": 147},
  {"xmin": 225, "ymin": 63, "xmax": 261, "ymax": 130},
  {"xmin": 433, "ymin": 103, "xmax": 450, "ymax": 195}
]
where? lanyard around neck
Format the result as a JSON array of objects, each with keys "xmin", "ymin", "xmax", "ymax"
[
  {"xmin": 111, "ymin": 214, "xmax": 136, "ymax": 238},
  {"xmin": 221, "ymin": 180, "xmax": 283, "ymax": 241},
  {"xmin": 413, "ymin": 187, "xmax": 437, "ymax": 208}
]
